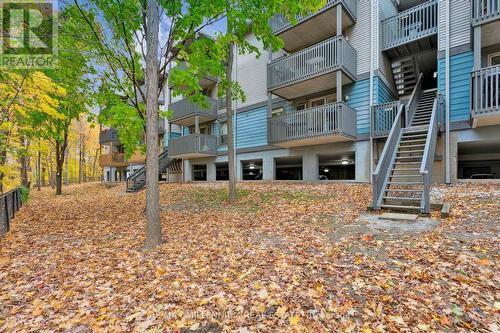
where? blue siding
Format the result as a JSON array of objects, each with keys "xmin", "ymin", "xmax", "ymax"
[
  {"xmin": 438, "ymin": 51, "xmax": 473, "ymax": 122},
  {"xmin": 236, "ymin": 106, "xmax": 268, "ymax": 149},
  {"xmin": 217, "ymin": 106, "xmax": 268, "ymax": 151},
  {"xmin": 374, "ymin": 76, "xmax": 396, "ymax": 104},
  {"xmin": 344, "ymin": 79, "xmax": 370, "ymax": 135}
]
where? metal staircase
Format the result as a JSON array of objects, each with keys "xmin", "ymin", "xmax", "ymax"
[
  {"xmin": 392, "ymin": 57, "xmax": 418, "ymax": 97},
  {"xmin": 372, "ymin": 74, "xmax": 442, "ymax": 214},
  {"xmin": 126, "ymin": 148, "xmax": 178, "ymax": 192}
]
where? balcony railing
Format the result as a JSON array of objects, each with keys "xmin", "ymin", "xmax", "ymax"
[
  {"xmin": 382, "ymin": 0, "xmax": 438, "ymax": 50},
  {"xmin": 99, "ymin": 153, "xmax": 127, "ymax": 167},
  {"xmin": 169, "ymin": 134, "xmax": 217, "ymax": 157},
  {"xmin": 371, "ymin": 101, "xmax": 401, "ymax": 138},
  {"xmin": 170, "ymin": 97, "xmax": 218, "ymax": 121},
  {"xmin": 99, "ymin": 128, "xmax": 119, "ymax": 145},
  {"xmin": 269, "ymin": 0, "xmax": 357, "ymax": 35},
  {"xmin": 471, "ymin": 65, "xmax": 500, "ymax": 118},
  {"xmin": 472, "ymin": 0, "xmax": 500, "ymax": 25},
  {"xmin": 268, "ymin": 102, "xmax": 357, "ymax": 143},
  {"xmin": 267, "ymin": 36, "xmax": 357, "ymax": 91}
]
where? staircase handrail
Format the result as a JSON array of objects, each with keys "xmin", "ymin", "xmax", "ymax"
[
  {"xmin": 372, "ymin": 103, "xmax": 405, "ymax": 209},
  {"xmin": 405, "ymin": 72, "xmax": 424, "ymax": 126},
  {"xmin": 126, "ymin": 148, "xmax": 170, "ymax": 191},
  {"xmin": 419, "ymin": 94, "xmax": 442, "ymax": 213}
]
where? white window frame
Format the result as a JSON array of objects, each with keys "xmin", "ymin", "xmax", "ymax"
[
  {"xmin": 309, "ymin": 97, "xmax": 326, "ymax": 108},
  {"xmin": 488, "ymin": 52, "xmax": 500, "ymax": 66}
]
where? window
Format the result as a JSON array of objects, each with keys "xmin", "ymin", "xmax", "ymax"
[
  {"xmin": 219, "ymin": 121, "xmax": 228, "ymax": 145},
  {"xmin": 296, "ymin": 102, "xmax": 306, "ymax": 111},
  {"xmin": 241, "ymin": 160, "xmax": 263, "ymax": 180},
  {"xmin": 488, "ymin": 52, "xmax": 500, "ymax": 66},
  {"xmin": 272, "ymin": 107, "xmax": 284, "ymax": 117},
  {"xmin": 193, "ymin": 165, "xmax": 207, "ymax": 181},
  {"xmin": 310, "ymin": 98, "xmax": 326, "ymax": 108}
]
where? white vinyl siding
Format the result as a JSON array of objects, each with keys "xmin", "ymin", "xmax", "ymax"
[
  {"xmin": 345, "ymin": 0, "xmax": 371, "ymax": 75},
  {"xmin": 439, "ymin": 0, "xmax": 471, "ymax": 51}
]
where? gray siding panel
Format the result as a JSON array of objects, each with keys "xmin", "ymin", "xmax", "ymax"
[{"xmin": 346, "ymin": 0, "xmax": 371, "ymax": 75}]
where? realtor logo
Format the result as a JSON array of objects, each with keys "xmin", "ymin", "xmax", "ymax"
[{"xmin": 0, "ymin": 0, "xmax": 57, "ymax": 68}]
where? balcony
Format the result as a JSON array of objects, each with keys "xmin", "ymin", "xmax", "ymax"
[
  {"xmin": 99, "ymin": 128, "xmax": 119, "ymax": 145},
  {"xmin": 270, "ymin": 0, "xmax": 356, "ymax": 52},
  {"xmin": 267, "ymin": 36, "xmax": 357, "ymax": 99},
  {"xmin": 381, "ymin": 0, "xmax": 438, "ymax": 58},
  {"xmin": 371, "ymin": 101, "xmax": 401, "ymax": 138},
  {"xmin": 472, "ymin": 0, "xmax": 500, "ymax": 26},
  {"xmin": 169, "ymin": 134, "xmax": 217, "ymax": 159},
  {"xmin": 471, "ymin": 65, "xmax": 500, "ymax": 127},
  {"xmin": 268, "ymin": 102, "xmax": 357, "ymax": 147},
  {"xmin": 99, "ymin": 153, "xmax": 127, "ymax": 167},
  {"xmin": 169, "ymin": 97, "xmax": 219, "ymax": 126}
]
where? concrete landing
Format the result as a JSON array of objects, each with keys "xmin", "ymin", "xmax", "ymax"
[{"xmin": 381, "ymin": 212, "xmax": 418, "ymax": 221}]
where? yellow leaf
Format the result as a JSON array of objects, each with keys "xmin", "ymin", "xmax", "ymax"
[
  {"xmin": 289, "ymin": 315, "xmax": 301, "ymax": 326},
  {"xmin": 276, "ymin": 306, "xmax": 287, "ymax": 317}
]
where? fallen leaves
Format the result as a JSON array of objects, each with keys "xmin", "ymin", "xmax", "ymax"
[{"xmin": 0, "ymin": 182, "xmax": 498, "ymax": 332}]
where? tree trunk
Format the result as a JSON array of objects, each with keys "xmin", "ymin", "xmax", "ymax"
[
  {"xmin": 48, "ymin": 150, "xmax": 54, "ymax": 188},
  {"xmin": 19, "ymin": 138, "xmax": 30, "ymax": 187},
  {"xmin": 65, "ymin": 148, "xmax": 69, "ymax": 185},
  {"xmin": 55, "ymin": 126, "xmax": 69, "ymax": 195},
  {"xmin": 226, "ymin": 23, "xmax": 237, "ymax": 204},
  {"xmin": 37, "ymin": 150, "xmax": 41, "ymax": 191},
  {"xmin": 143, "ymin": 0, "xmax": 162, "ymax": 250}
]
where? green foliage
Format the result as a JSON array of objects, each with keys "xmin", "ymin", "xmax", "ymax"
[{"xmin": 19, "ymin": 186, "xmax": 30, "ymax": 204}]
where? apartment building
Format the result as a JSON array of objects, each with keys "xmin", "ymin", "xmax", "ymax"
[{"xmin": 124, "ymin": 0, "xmax": 500, "ymax": 211}]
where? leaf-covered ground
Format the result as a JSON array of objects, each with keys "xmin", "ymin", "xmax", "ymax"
[{"xmin": 0, "ymin": 182, "xmax": 498, "ymax": 332}]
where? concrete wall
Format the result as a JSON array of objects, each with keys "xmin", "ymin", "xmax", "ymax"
[{"xmin": 182, "ymin": 140, "xmax": 371, "ymax": 182}]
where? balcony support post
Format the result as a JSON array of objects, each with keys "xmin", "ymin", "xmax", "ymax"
[
  {"xmin": 473, "ymin": 26, "xmax": 481, "ymax": 70},
  {"xmin": 195, "ymin": 115, "xmax": 200, "ymax": 134},
  {"xmin": 336, "ymin": 5, "xmax": 343, "ymax": 102}
]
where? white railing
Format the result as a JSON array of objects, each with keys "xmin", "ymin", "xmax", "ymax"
[
  {"xmin": 267, "ymin": 36, "xmax": 357, "ymax": 90},
  {"xmin": 471, "ymin": 65, "xmax": 500, "ymax": 118},
  {"xmin": 382, "ymin": 0, "xmax": 438, "ymax": 50},
  {"xmin": 420, "ymin": 95, "xmax": 442, "ymax": 213},
  {"xmin": 372, "ymin": 103, "xmax": 405, "ymax": 210},
  {"xmin": 169, "ymin": 134, "xmax": 217, "ymax": 156},
  {"xmin": 472, "ymin": 0, "xmax": 500, "ymax": 25},
  {"xmin": 268, "ymin": 102, "xmax": 357, "ymax": 143},
  {"xmin": 371, "ymin": 101, "xmax": 401, "ymax": 138},
  {"xmin": 269, "ymin": 0, "xmax": 357, "ymax": 35}
]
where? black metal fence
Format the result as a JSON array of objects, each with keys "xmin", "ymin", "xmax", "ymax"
[{"xmin": 0, "ymin": 188, "xmax": 22, "ymax": 237}]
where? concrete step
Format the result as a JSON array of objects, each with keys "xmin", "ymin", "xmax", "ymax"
[
  {"xmin": 380, "ymin": 212, "xmax": 419, "ymax": 221},
  {"xmin": 380, "ymin": 204, "xmax": 421, "ymax": 212}
]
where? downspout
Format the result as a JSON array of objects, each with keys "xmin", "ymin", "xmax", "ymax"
[
  {"xmin": 234, "ymin": 44, "xmax": 238, "ymax": 179},
  {"xmin": 445, "ymin": 0, "xmax": 451, "ymax": 184},
  {"xmin": 369, "ymin": 0, "xmax": 377, "ymax": 182}
]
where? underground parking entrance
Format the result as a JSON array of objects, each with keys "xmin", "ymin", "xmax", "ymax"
[
  {"xmin": 318, "ymin": 152, "xmax": 355, "ymax": 180},
  {"xmin": 457, "ymin": 140, "xmax": 500, "ymax": 180},
  {"xmin": 275, "ymin": 156, "xmax": 303, "ymax": 180}
]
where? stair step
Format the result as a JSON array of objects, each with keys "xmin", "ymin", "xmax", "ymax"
[
  {"xmin": 387, "ymin": 181, "xmax": 423, "ymax": 185},
  {"xmin": 398, "ymin": 149, "xmax": 425, "ymax": 153},
  {"xmin": 397, "ymin": 144, "xmax": 425, "ymax": 149},
  {"xmin": 392, "ymin": 168, "xmax": 421, "ymax": 171},
  {"xmin": 380, "ymin": 204, "xmax": 421, "ymax": 211},
  {"xmin": 402, "ymin": 133, "xmax": 427, "ymax": 138},
  {"xmin": 390, "ymin": 175, "xmax": 421, "ymax": 179},
  {"xmin": 400, "ymin": 139, "xmax": 427, "ymax": 145},
  {"xmin": 396, "ymin": 155, "xmax": 423, "ymax": 159},
  {"xmin": 385, "ymin": 189, "xmax": 423, "ymax": 193},
  {"xmin": 394, "ymin": 161, "xmax": 421, "ymax": 165},
  {"xmin": 383, "ymin": 196, "xmax": 421, "ymax": 201}
]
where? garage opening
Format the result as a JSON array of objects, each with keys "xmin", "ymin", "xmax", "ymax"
[
  {"xmin": 192, "ymin": 164, "xmax": 207, "ymax": 181},
  {"xmin": 216, "ymin": 163, "xmax": 229, "ymax": 181},
  {"xmin": 458, "ymin": 140, "xmax": 500, "ymax": 179},
  {"xmin": 275, "ymin": 156, "xmax": 303, "ymax": 180},
  {"xmin": 318, "ymin": 153, "xmax": 355, "ymax": 180},
  {"xmin": 242, "ymin": 159, "xmax": 263, "ymax": 180}
]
